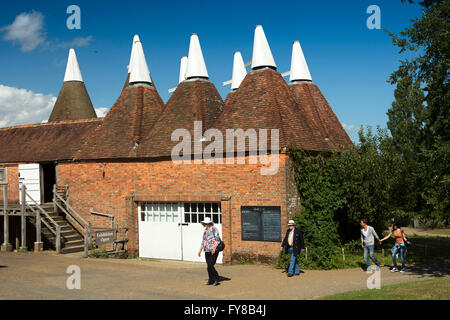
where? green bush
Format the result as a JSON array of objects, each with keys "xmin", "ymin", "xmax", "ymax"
[{"xmin": 88, "ymin": 248, "xmax": 109, "ymax": 259}]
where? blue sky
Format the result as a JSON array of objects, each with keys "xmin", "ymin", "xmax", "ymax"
[{"xmin": 0, "ymin": 0, "xmax": 423, "ymax": 142}]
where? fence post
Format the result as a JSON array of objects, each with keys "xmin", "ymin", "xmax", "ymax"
[
  {"xmin": 342, "ymin": 248, "xmax": 346, "ymax": 266},
  {"xmin": 52, "ymin": 184, "xmax": 57, "ymax": 213},
  {"xmin": 34, "ymin": 209, "xmax": 43, "ymax": 252},
  {"xmin": 382, "ymin": 248, "xmax": 385, "ymax": 266},
  {"xmin": 88, "ymin": 223, "xmax": 92, "ymax": 247},
  {"xmin": 84, "ymin": 228, "xmax": 89, "ymax": 258},
  {"xmin": 125, "ymin": 228, "xmax": 128, "ymax": 252},
  {"xmin": 1, "ymin": 185, "xmax": 12, "ymax": 252},
  {"xmin": 56, "ymin": 226, "xmax": 61, "ymax": 254},
  {"xmin": 20, "ymin": 185, "xmax": 27, "ymax": 250}
]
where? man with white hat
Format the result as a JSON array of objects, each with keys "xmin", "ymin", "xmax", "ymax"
[{"xmin": 280, "ymin": 220, "xmax": 305, "ymax": 277}]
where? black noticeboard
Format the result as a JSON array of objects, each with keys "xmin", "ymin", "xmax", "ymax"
[{"xmin": 241, "ymin": 206, "xmax": 281, "ymax": 242}]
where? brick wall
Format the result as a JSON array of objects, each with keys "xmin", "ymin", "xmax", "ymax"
[
  {"xmin": 0, "ymin": 164, "xmax": 19, "ymax": 204},
  {"xmin": 57, "ymin": 154, "xmax": 295, "ymax": 263}
]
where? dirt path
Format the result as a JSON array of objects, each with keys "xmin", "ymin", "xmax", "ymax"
[{"xmin": 1, "ymin": 252, "xmax": 448, "ymax": 300}]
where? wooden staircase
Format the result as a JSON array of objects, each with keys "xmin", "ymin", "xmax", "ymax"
[{"xmin": 30, "ymin": 203, "xmax": 85, "ymax": 254}]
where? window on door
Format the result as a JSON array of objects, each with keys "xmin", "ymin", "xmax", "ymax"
[
  {"xmin": 139, "ymin": 202, "xmax": 222, "ymax": 224},
  {"xmin": 183, "ymin": 202, "xmax": 222, "ymax": 224},
  {"xmin": 140, "ymin": 202, "xmax": 179, "ymax": 222}
]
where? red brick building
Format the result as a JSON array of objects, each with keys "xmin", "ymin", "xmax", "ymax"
[{"xmin": 0, "ymin": 27, "xmax": 352, "ymax": 263}]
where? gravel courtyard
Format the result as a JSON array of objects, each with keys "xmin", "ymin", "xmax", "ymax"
[{"xmin": 0, "ymin": 252, "xmax": 448, "ymax": 300}]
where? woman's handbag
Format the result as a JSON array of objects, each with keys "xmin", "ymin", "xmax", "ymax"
[{"xmin": 217, "ymin": 240, "xmax": 225, "ymax": 252}]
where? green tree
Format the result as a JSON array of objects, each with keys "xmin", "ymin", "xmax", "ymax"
[
  {"xmin": 386, "ymin": 0, "xmax": 449, "ymax": 224},
  {"xmin": 389, "ymin": 0, "xmax": 449, "ymax": 145}
]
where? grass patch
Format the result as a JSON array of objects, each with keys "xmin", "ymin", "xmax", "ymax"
[
  {"xmin": 320, "ymin": 276, "xmax": 450, "ymax": 300},
  {"xmin": 138, "ymin": 258, "xmax": 160, "ymax": 262},
  {"xmin": 88, "ymin": 248, "xmax": 109, "ymax": 259},
  {"xmin": 425, "ymin": 229, "xmax": 450, "ymax": 236},
  {"xmin": 277, "ymin": 235, "xmax": 450, "ymax": 270},
  {"xmin": 126, "ymin": 257, "xmax": 160, "ymax": 262}
]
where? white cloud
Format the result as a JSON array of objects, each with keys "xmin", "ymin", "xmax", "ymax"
[
  {"xmin": 1, "ymin": 11, "xmax": 45, "ymax": 52},
  {"xmin": 1, "ymin": 11, "xmax": 93, "ymax": 52},
  {"xmin": 56, "ymin": 36, "xmax": 94, "ymax": 49},
  {"xmin": 95, "ymin": 107, "xmax": 108, "ymax": 117},
  {"xmin": 0, "ymin": 84, "xmax": 56, "ymax": 127},
  {"xmin": 342, "ymin": 123, "xmax": 358, "ymax": 133}
]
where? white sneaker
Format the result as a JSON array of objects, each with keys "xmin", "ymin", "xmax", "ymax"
[
  {"xmin": 366, "ymin": 266, "xmax": 372, "ymax": 272},
  {"xmin": 400, "ymin": 268, "xmax": 406, "ymax": 273},
  {"xmin": 391, "ymin": 267, "xmax": 398, "ymax": 272}
]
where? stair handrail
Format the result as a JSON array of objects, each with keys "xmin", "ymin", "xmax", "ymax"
[
  {"xmin": 53, "ymin": 188, "xmax": 89, "ymax": 231},
  {"xmin": 53, "ymin": 185, "xmax": 91, "ymax": 257},
  {"xmin": 24, "ymin": 188, "xmax": 61, "ymax": 253},
  {"xmin": 26, "ymin": 204, "xmax": 56, "ymax": 235}
]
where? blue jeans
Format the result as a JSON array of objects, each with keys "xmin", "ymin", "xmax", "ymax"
[
  {"xmin": 288, "ymin": 247, "xmax": 300, "ymax": 275},
  {"xmin": 364, "ymin": 244, "xmax": 380, "ymax": 267},
  {"xmin": 391, "ymin": 243, "xmax": 407, "ymax": 268}
]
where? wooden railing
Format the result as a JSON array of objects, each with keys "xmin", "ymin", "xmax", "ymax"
[
  {"xmin": 23, "ymin": 187, "xmax": 61, "ymax": 253},
  {"xmin": 53, "ymin": 185, "xmax": 91, "ymax": 257}
]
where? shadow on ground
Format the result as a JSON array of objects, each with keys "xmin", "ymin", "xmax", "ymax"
[
  {"xmin": 403, "ymin": 260, "xmax": 450, "ymax": 278},
  {"xmin": 218, "ymin": 276, "xmax": 231, "ymax": 282}
]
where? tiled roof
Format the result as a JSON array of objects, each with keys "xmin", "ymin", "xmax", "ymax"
[
  {"xmin": 214, "ymin": 68, "xmax": 331, "ymax": 152},
  {"xmin": 289, "ymin": 81, "xmax": 353, "ymax": 149},
  {"xmin": 137, "ymin": 79, "xmax": 224, "ymax": 158},
  {"xmin": 48, "ymin": 81, "xmax": 97, "ymax": 122},
  {"xmin": 75, "ymin": 84, "xmax": 165, "ymax": 160},
  {"xmin": 0, "ymin": 70, "xmax": 352, "ymax": 164},
  {"xmin": 0, "ymin": 119, "xmax": 102, "ymax": 163}
]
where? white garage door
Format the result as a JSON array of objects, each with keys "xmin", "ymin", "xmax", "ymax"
[
  {"xmin": 19, "ymin": 164, "xmax": 41, "ymax": 205},
  {"xmin": 138, "ymin": 202, "xmax": 223, "ymax": 264},
  {"xmin": 138, "ymin": 202, "xmax": 182, "ymax": 260}
]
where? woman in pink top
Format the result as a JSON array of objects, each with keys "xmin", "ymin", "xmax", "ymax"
[{"xmin": 381, "ymin": 223, "xmax": 411, "ymax": 272}]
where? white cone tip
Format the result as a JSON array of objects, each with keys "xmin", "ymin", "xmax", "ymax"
[
  {"xmin": 251, "ymin": 25, "xmax": 277, "ymax": 70},
  {"xmin": 179, "ymin": 56, "xmax": 188, "ymax": 84},
  {"xmin": 185, "ymin": 34, "xmax": 209, "ymax": 79},
  {"xmin": 63, "ymin": 48, "xmax": 83, "ymax": 82},
  {"xmin": 289, "ymin": 41, "xmax": 312, "ymax": 82},
  {"xmin": 127, "ymin": 34, "xmax": 140, "ymax": 73},
  {"xmin": 231, "ymin": 51, "xmax": 247, "ymax": 90},
  {"xmin": 129, "ymin": 35, "xmax": 153, "ymax": 84}
]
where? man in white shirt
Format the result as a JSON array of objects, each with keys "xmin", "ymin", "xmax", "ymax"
[{"xmin": 360, "ymin": 219, "xmax": 382, "ymax": 272}]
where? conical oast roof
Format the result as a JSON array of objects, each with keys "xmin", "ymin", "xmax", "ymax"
[
  {"xmin": 289, "ymin": 82, "xmax": 353, "ymax": 149},
  {"xmin": 288, "ymin": 41, "xmax": 352, "ymax": 149},
  {"xmin": 75, "ymin": 85, "xmax": 165, "ymax": 159},
  {"xmin": 138, "ymin": 34, "xmax": 222, "ymax": 158},
  {"xmin": 49, "ymin": 48, "xmax": 97, "ymax": 122},
  {"xmin": 137, "ymin": 79, "xmax": 224, "ymax": 158},
  {"xmin": 75, "ymin": 40, "xmax": 164, "ymax": 160},
  {"xmin": 216, "ymin": 68, "xmax": 330, "ymax": 152}
]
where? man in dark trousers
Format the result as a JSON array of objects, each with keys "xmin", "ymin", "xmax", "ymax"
[{"xmin": 280, "ymin": 220, "xmax": 305, "ymax": 277}]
